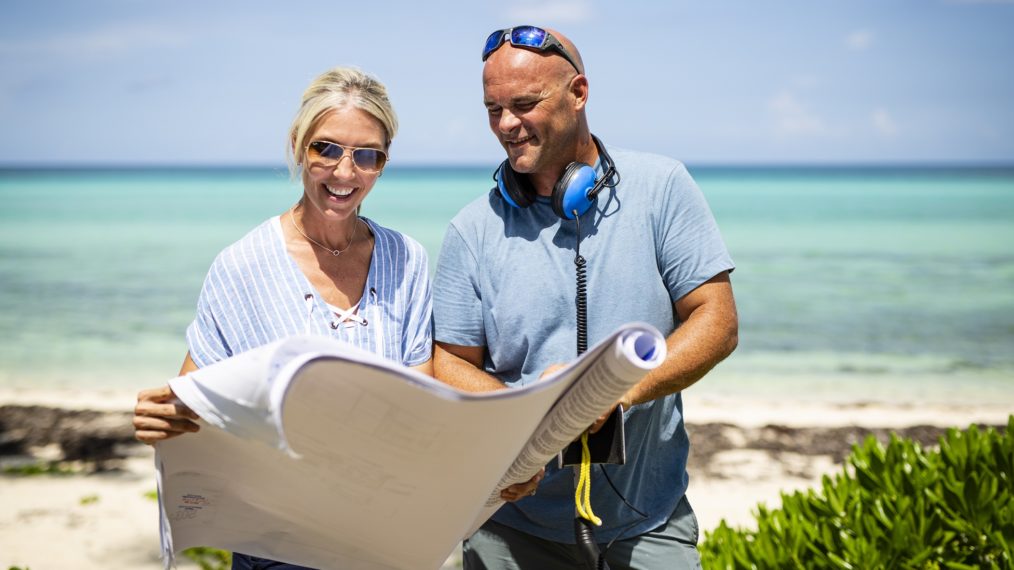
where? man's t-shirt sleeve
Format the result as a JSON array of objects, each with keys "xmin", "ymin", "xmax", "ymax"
[
  {"xmin": 432, "ymin": 223, "xmax": 486, "ymax": 348},
  {"xmin": 657, "ymin": 163, "xmax": 735, "ymax": 303}
]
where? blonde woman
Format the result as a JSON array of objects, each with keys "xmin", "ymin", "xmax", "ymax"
[{"xmin": 132, "ymin": 67, "xmax": 432, "ymax": 569}]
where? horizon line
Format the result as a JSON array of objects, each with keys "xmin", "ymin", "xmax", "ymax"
[{"xmin": 3, "ymin": 160, "xmax": 1014, "ymax": 171}]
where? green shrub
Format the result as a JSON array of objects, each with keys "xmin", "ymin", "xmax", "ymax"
[
  {"xmin": 700, "ymin": 416, "xmax": 1014, "ymax": 569},
  {"xmin": 182, "ymin": 546, "xmax": 231, "ymax": 570}
]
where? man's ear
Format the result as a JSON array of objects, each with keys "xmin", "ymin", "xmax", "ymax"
[{"xmin": 569, "ymin": 74, "xmax": 589, "ymax": 111}]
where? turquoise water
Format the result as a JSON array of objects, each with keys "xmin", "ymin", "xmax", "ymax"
[{"xmin": 1, "ymin": 166, "xmax": 1012, "ymax": 405}]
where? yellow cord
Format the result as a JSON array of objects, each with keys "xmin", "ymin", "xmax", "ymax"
[{"xmin": 574, "ymin": 431, "xmax": 602, "ymax": 526}]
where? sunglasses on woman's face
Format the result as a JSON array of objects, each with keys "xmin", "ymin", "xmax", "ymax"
[{"xmin": 306, "ymin": 141, "xmax": 388, "ymax": 173}]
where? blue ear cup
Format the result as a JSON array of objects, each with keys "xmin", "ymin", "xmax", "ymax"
[
  {"xmin": 495, "ymin": 160, "xmax": 536, "ymax": 209},
  {"xmin": 552, "ymin": 162, "xmax": 598, "ymax": 220},
  {"xmin": 497, "ymin": 159, "xmax": 596, "ymax": 219},
  {"xmin": 495, "ymin": 135, "xmax": 614, "ymax": 219}
]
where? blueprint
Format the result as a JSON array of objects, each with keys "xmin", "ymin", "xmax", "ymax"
[{"xmin": 156, "ymin": 323, "xmax": 666, "ymax": 570}]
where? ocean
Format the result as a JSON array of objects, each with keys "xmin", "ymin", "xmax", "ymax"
[{"xmin": 1, "ymin": 165, "xmax": 1012, "ymax": 407}]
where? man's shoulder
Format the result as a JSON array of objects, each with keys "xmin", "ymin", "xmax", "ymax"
[
  {"xmin": 607, "ymin": 145, "xmax": 688, "ymax": 178},
  {"xmin": 449, "ymin": 189, "xmax": 501, "ymax": 227},
  {"xmin": 603, "ymin": 146, "xmax": 701, "ymax": 208}
]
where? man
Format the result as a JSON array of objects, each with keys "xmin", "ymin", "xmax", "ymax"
[{"xmin": 433, "ymin": 26, "xmax": 738, "ymax": 569}]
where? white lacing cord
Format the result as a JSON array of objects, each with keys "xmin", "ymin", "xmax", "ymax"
[
  {"xmin": 329, "ymin": 304, "xmax": 368, "ymax": 329},
  {"xmin": 304, "ymin": 292, "xmax": 370, "ymax": 333}
]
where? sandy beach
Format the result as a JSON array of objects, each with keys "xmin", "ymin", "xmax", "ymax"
[{"xmin": 1, "ymin": 388, "xmax": 1011, "ymax": 570}]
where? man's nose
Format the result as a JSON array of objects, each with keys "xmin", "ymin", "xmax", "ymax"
[{"xmin": 498, "ymin": 109, "xmax": 522, "ymax": 134}]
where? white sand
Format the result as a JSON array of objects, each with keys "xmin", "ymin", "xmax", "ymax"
[{"xmin": 1, "ymin": 388, "xmax": 1010, "ymax": 569}]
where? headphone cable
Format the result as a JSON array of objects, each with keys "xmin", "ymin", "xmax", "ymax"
[{"xmin": 574, "ymin": 212, "xmax": 589, "ymax": 355}]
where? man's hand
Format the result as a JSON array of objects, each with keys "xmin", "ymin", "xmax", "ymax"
[
  {"xmin": 499, "ymin": 467, "xmax": 546, "ymax": 502},
  {"xmin": 542, "ymin": 363, "xmax": 628, "ymax": 433},
  {"xmin": 589, "ymin": 393, "xmax": 632, "ymax": 434}
]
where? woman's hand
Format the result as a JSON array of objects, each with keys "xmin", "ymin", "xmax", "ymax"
[
  {"xmin": 499, "ymin": 467, "xmax": 546, "ymax": 502},
  {"xmin": 133, "ymin": 385, "xmax": 201, "ymax": 444}
]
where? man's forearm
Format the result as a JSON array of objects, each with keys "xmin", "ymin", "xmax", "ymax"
[
  {"xmin": 433, "ymin": 343, "xmax": 508, "ymax": 393},
  {"xmin": 626, "ymin": 279, "xmax": 739, "ymax": 406},
  {"xmin": 628, "ymin": 311, "xmax": 737, "ymax": 406}
]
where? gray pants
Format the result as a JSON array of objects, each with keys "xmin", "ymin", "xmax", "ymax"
[{"xmin": 463, "ymin": 496, "xmax": 701, "ymax": 570}]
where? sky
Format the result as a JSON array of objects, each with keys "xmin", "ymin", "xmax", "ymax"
[{"xmin": 1, "ymin": 0, "xmax": 1013, "ymax": 167}]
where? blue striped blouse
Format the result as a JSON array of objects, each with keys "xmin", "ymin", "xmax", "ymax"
[{"xmin": 186, "ymin": 216, "xmax": 432, "ymax": 368}]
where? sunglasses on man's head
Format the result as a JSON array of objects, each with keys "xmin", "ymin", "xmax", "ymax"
[
  {"xmin": 482, "ymin": 26, "xmax": 581, "ymax": 73},
  {"xmin": 305, "ymin": 141, "xmax": 388, "ymax": 173}
]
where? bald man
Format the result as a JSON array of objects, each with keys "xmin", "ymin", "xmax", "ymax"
[{"xmin": 432, "ymin": 26, "xmax": 738, "ymax": 569}]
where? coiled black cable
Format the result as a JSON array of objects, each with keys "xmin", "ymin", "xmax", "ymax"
[{"xmin": 574, "ymin": 211, "xmax": 589, "ymax": 356}]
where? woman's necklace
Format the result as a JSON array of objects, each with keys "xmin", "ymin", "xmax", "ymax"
[{"xmin": 289, "ymin": 210, "xmax": 359, "ymax": 257}]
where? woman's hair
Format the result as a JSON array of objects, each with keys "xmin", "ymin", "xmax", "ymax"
[{"xmin": 287, "ymin": 66, "xmax": 398, "ymax": 178}]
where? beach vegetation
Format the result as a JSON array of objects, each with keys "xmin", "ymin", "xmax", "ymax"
[
  {"xmin": 182, "ymin": 546, "xmax": 231, "ymax": 570},
  {"xmin": 79, "ymin": 494, "xmax": 99, "ymax": 505},
  {"xmin": 700, "ymin": 416, "xmax": 1014, "ymax": 569},
  {"xmin": 1, "ymin": 461, "xmax": 79, "ymax": 476}
]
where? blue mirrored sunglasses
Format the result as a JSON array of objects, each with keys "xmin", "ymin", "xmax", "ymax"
[{"xmin": 481, "ymin": 26, "xmax": 580, "ymax": 73}]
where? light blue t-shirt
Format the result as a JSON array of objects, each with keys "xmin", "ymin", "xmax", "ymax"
[
  {"xmin": 187, "ymin": 216, "xmax": 432, "ymax": 369},
  {"xmin": 433, "ymin": 146, "xmax": 734, "ymax": 544}
]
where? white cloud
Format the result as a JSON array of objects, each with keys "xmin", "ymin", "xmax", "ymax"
[
  {"xmin": 845, "ymin": 29, "xmax": 874, "ymax": 51},
  {"xmin": 872, "ymin": 108, "xmax": 899, "ymax": 136},
  {"xmin": 768, "ymin": 91, "xmax": 828, "ymax": 137},
  {"xmin": 504, "ymin": 0, "xmax": 594, "ymax": 25}
]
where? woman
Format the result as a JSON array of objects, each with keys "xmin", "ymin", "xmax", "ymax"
[
  {"xmin": 132, "ymin": 66, "xmax": 433, "ymax": 569},
  {"xmin": 134, "ymin": 66, "xmax": 541, "ymax": 570}
]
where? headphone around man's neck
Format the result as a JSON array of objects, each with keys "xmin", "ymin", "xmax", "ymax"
[{"xmin": 494, "ymin": 134, "xmax": 618, "ymax": 220}]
